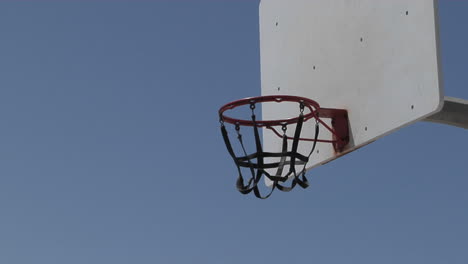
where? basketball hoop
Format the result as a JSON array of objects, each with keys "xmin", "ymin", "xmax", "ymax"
[{"xmin": 219, "ymin": 95, "xmax": 349, "ymax": 199}]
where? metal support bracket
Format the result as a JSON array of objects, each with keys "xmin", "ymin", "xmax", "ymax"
[
  {"xmin": 318, "ymin": 108, "xmax": 350, "ymax": 152},
  {"xmin": 424, "ymin": 97, "xmax": 468, "ymax": 129}
]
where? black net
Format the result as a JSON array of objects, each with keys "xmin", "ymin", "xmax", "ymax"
[{"xmin": 220, "ymin": 102, "xmax": 319, "ymax": 199}]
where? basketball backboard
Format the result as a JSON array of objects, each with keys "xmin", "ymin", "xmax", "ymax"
[{"xmin": 260, "ymin": 0, "xmax": 444, "ymax": 171}]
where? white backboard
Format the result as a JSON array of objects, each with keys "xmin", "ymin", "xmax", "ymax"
[{"xmin": 260, "ymin": 0, "xmax": 443, "ymax": 172}]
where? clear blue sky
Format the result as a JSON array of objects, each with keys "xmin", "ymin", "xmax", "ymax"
[{"xmin": 0, "ymin": 1, "xmax": 467, "ymax": 263}]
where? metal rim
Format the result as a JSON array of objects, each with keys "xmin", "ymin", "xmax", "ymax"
[{"xmin": 219, "ymin": 95, "xmax": 320, "ymax": 127}]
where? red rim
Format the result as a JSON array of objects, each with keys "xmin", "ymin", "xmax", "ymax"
[{"xmin": 219, "ymin": 95, "xmax": 320, "ymax": 127}]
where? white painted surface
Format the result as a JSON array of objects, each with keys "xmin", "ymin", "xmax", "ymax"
[{"xmin": 260, "ymin": 0, "xmax": 443, "ymax": 177}]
